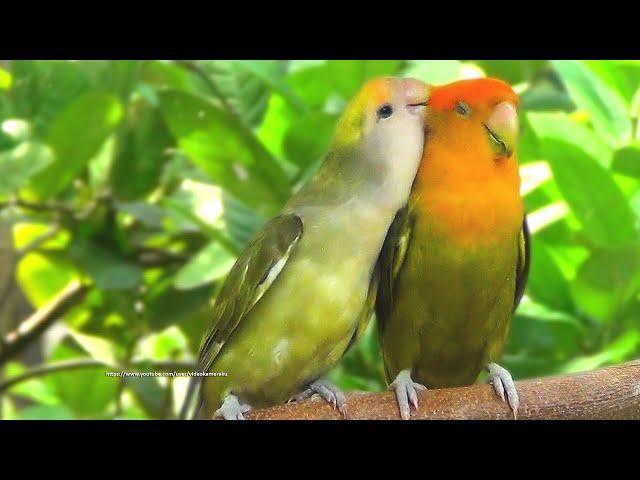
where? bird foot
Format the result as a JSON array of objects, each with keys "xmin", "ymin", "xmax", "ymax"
[
  {"xmin": 486, "ymin": 363, "xmax": 519, "ymax": 419},
  {"xmin": 290, "ymin": 379, "xmax": 348, "ymax": 415},
  {"xmin": 214, "ymin": 393, "xmax": 252, "ymax": 420},
  {"xmin": 389, "ymin": 369, "xmax": 427, "ymax": 420}
]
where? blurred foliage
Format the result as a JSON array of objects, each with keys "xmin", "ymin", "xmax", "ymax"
[{"xmin": 1, "ymin": 60, "xmax": 639, "ymax": 419}]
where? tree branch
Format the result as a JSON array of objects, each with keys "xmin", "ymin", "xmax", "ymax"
[
  {"xmin": 0, "ymin": 280, "xmax": 89, "ymax": 365},
  {"xmin": 0, "ymin": 358, "xmax": 195, "ymax": 393},
  {"xmin": 247, "ymin": 360, "xmax": 640, "ymax": 420}
]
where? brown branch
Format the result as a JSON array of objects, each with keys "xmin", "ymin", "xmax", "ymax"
[
  {"xmin": 0, "ymin": 280, "xmax": 89, "ymax": 365},
  {"xmin": 247, "ymin": 360, "xmax": 640, "ymax": 420}
]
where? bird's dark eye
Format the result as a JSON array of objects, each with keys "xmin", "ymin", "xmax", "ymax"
[
  {"xmin": 377, "ymin": 104, "xmax": 393, "ymax": 120},
  {"xmin": 456, "ymin": 102, "xmax": 470, "ymax": 116}
]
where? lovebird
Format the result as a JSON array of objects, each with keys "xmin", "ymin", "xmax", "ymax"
[
  {"xmin": 376, "ymin": 77, "xmax": 530, "ymax": 420},
  {"xmin": 181, "ymin": 77, "xmax": 430, "ymax": 419}
]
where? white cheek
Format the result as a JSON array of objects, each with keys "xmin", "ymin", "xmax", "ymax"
[{"xmin": 376, "ymin": 115, "xmax": 424, "ymax": 206}]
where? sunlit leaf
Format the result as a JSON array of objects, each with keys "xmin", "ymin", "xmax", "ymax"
[
  {"xmin": 31, "ymin": 92, "xmax": 124, "ymax": 198},
  {"xmin": 159, "ymin": 90, "xmax": 290, "ymax": 216},
  {"xmin": 16, "ymin": 251, "xmax": 80, "ymax": 307},
  {"xmin": 174, "ymin": 241, "xmax": 236, "ymax": 290},
  {"xmin": 134, "ymin": 326, "xmax": 189, "ymax": 362},
  {"xmin": 4, "ymin": 362, "xmax": 61, "ymax": 405},
  {"xmin": 528, "ymin": 112, "xmax": 637, "ymax": 247},
  {"xmin": 402, "ymin": 60, "xmax": 464, "ymax": 84},
  {"xmin": 476, "ymin": 60, "xmax": 547, "ymax": 84},
  {"xmin": 0, "ymin": 141, "xmax": 53, "ymax": 195},
  {"xmin": 67, "ymin": 330, "xmax": 120, "ymax": 366},
  {"xmin": 572, "ymin": 244, "xmax": 640, "ymax": 322},
  {"xmin": 552, "ymin": 60, "xmax": 632, "ymax": 146},
  {"xmin": 327, "ymin": 61, "xmax": 404, "ymax": 99},
  {"xmin": 10, "ymin": 61, "xmax": 93, "ymax": 135},
  {"xmin": 0, "ymin": 66, "xmax": 11, "ymax": 90}
]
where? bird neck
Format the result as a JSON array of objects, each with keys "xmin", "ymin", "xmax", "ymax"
[{"xmin": 413, "ymin": 135, "xmax": 523, "ymax": 247}]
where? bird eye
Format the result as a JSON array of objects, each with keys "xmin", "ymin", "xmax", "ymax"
[
  {"xmin": 456, "ymin": 102, "xmax": 470, "ymax": 116},
  {"xmin": 377, "ymin": 104, "xmax": 393, "ymax": 120}
]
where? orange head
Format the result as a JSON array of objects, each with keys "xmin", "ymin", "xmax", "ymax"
[
  {"xmin": 414, "ymin": 77, "xmax": 523, "ymax": 245},
  {"xmin": 427, "ymin": 77, "xmax": 519, "ymax": 162}
]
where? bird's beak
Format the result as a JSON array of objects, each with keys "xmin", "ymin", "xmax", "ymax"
[
  {"xmin": 484, "ymin": 101, "xmax": 518, "ymax": 158},
  {"xmin": 403, "ymin": 78, "xmax": 430, "ymax": 116}
]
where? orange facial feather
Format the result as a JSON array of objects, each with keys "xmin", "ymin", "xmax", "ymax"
[{"xmin": 413, "ymin": 78, "xmax": 523, "ymax": 247}]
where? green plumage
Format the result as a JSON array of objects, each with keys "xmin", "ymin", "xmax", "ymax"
[
  {"xmin": 183, "ymin": 77, "xmax": 429, "ymax": 418},
  {"xmin": 376, "ymin": 206, "xmax": 530, "ymax": 387}
]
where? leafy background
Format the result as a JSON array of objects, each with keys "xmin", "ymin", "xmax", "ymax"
[{"xmin": 0, "ymin": 60, "xmax": 639, "ymax": 419}]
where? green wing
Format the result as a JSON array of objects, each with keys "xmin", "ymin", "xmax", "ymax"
[
  {"xmin": 197, "ymin": 214, "xmax": 303, "ymax": 373},
  {"xmin": 344, "ymin": 262, "xmax": 380, "ymax": 353},
  {"xmin": 375, "ymin": 206, "xmax": 413, "ymax": 337},
  {"xmin": 513, "ymin": 216, "xmax": 531, "ymax": 311}
]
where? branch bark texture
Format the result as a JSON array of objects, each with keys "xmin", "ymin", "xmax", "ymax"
[
  {"xmin": 0, "ymin": 280, "xmax": 89, "ymax": 365},
  {"xmin": 247, "ymin": 360, "xmax": 640, "ymax": 420}
]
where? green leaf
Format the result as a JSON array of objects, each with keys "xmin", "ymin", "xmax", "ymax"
[
  {"xmin": 222, "ymin": 192, "xmax": 265, "ymax": 249},
  {"xmin": 69, "ymin": 237, "xmax": 141, "ymax": 291},
  {"xmin": 10, "ymin": 61, "xmax": 93, "ymax": 136},
  {"xmin": 572, "ymin": 244, "xmax": 640, "ymax": 322},
  {"xmin": 504, "ymin": 298, "xmax": 585, "ymax": 378},
  {"xmin": 583, "ymin": 60, "xmax": 637, "ymax": 106},
  {"xmin": 612, "ymin": 144, "xmax": 640, "ymax": 178},
  {"xmin": 159, "ymin": 90, "xmax": 290, "ymax": 216},
  {"xmin": 327, "ymin": 61, "xmax": 404, "ymax": 99},
  {"xmin": 199, "ymin": 60, "xmax": 299, "ymax": 125},
  {"xmin": 557, "ymin": 330, "xmax": 640, "ymax": 374},
  {"xmin": 116, "ymin": 201, "xmax": 165, "ymax": 228},
  {"xmin": 0, "ymin": 141, "xmax": 53, "ymax": 194},
  {"xmin": 527, "ymin": 112, "xmax": 612, "ymax": 167},
  {"xmin": 526, "ymin": 241, "xmax": 575, "ymax": 313},
  {"xmin": 31, "ymin": 92, "xmax": 124, "ymax": 199},
  {"xmin": 16, "ymin": 251, "xmax": 80, "ymax": 307},
  {"xmin": 125, "ymin": 375, "xmax": 167, "ymax": 419},
  {"xmin": 140, "ymin": 61, "xmax": 210, "ymax": 99},
  {"xmin": 257, "ymin": 93, "xmax": 300, "ymax": 163},
  {"xmin": 4, "ymin": 362, "xmax": 61, "ymax": 405},
  {"xmin": 143, "ymin": 281, "xmax": 214, "ymax": 335},
  {"xmin": 287, "ymin": 61, "xmax": 334, "ymax": 108},
  {"xmin": 528, "ymin": 112, "xmax": 637, "ymax": 247},
  {"xmin": 283, "ymin": 112, "xmax": 338, "ymax": 169},
  {"xmin": 475, "ymin": 60, "xmax": 547, "ymax": 84},
  {"xmin": 402, "ymin": 60, "xmax": 464, "ymax": 84},
  {"xmin": 174, "ymin": 241, "xmax": 236, "ymax": 290},
  {"xmin": 552, "ymin": 60, "xmax": 632, "ymax": 146},
  {"xmin": 232, "ymin": 60, "xmax": 306, "ymax": 114},
  {"xmin": 47, "ymin": 341, "xmax": 119, "ymax": 417},
  {"xmin": 16, "ymin": 404, "xmax": 76, "ymax": 420},
  {"xmin": 67, "ymin": 330, "xmax": 120, "ymax": 366},
  {"xmin": 520, "ymin": 79, "xmax": 575, "ymax": 112},
  {"xmin": 0, "ymin": 65, "xmax": 11, "ymax": 90},
  {"xmin": 111, "ymin": 100, "xmax": 173, "ymax": 200},
  {"xmin": 134, "ymin": 326, "xmax": 189, "ymax": 361}
]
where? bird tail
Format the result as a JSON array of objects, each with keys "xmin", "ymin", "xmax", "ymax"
[{"xmin": 179, "ymin": 376, "xmax": 202, "ymax": 420}]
